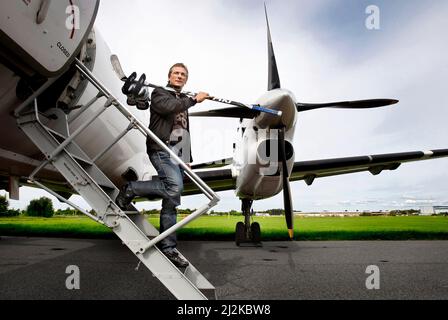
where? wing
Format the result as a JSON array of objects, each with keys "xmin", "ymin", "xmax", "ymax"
[
  {"xmin": 290, "ymin": 149, "xmax": 448, "ymax": 185},
  {"xmin": 10, "ymin": 149, "xmax": 446, "ymax": 200},
  {"xmin": 183, "ymin": 149, "xmax": 448, "ymax": 196},
  {"xmin": 182, "ymin": 168, "xmax": 235, "ymax": 196},
  {"xmin": 190, "ymin": 157, "xmax": 233, "ymax": 170}
]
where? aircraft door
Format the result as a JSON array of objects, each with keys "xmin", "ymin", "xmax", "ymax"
[{"xmin": 0, "ymin": 0, "xmax": 100, "ymax": 77}]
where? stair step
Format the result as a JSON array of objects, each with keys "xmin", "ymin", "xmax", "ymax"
[{"xmin": 123, "ymin": 210, "xmax": 140, "ymax": 215}]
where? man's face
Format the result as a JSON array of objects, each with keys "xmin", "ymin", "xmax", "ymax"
[{"xmin": 169, "ymin": 66, "xmax": 188, "ymax": 89}]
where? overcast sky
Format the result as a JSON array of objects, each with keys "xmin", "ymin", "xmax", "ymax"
[{"xmin": 5, "ymin": 0, "xmax": 448, "ymax": 212}]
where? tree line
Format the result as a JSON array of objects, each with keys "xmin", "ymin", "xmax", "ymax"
[
  {"xmin": 0, "ymin": 195, "xmax": 83, "ymax": 218},
  {"xmin": 0, "ymin": 196, "xmax": 214, "ymax": 218},
  {"xmin": 2, "ymin": 195, "xmax": 429, "ymax": 218},
  {"xmin": 0, "ymin": 196, "xmax": 284, "ymax": 218}
]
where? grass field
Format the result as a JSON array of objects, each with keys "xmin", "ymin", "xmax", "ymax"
[{"xmin": 1, "ymin": 215, "xmax": 448, "ymax": 240}]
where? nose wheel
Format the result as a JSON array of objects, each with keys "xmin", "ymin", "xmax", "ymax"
[{"xmin": 235, "ymin": 199, "xmax": 262, "ymax": 246}]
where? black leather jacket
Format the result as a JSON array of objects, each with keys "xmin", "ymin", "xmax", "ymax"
[{"xmin": 146, "ymin": 86, "xmax": 196, "ymax": 160}]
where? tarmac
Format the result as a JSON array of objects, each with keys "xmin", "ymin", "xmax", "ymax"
[{"xmin": 1, "ymin": 236, "xmax": 448, "ymax": 300}]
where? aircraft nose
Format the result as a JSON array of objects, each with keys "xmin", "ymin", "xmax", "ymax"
[{"xmin": 278, "ymin": 94, "xmax": 296, "ymax": 129}]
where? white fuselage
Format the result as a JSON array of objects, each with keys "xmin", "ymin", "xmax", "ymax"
[{"xmin": 0, "ymin": 28, "xmax": 156, "ymax": 189}]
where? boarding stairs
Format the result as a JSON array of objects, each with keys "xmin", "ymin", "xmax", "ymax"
[{"xmin": 14, "ymin": 59, "xmax": 220, "ymax": 300}]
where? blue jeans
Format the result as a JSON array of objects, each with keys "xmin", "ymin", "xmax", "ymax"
[{"xmin": 129, "ymin": 151, "xmax": 183, "ymax": 252}]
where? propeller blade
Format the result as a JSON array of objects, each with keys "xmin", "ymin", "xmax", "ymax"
[
  {"xmin": 278, "ymin": 127, "xmax": 294, "ymax": 239},
  {"xmin": 265, "ymin": 4, "xmax": 281, "ymax": 90},
  {"xmin": 296, "ymin": 99, "xmax": 398, "ymax": 112}
]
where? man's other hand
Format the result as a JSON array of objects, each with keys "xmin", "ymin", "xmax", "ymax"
[{"xmin": 194, "ymin": 92, "xmax": 210, "ymax": 103}]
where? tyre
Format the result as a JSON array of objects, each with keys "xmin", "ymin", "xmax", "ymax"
[
  {"xmin": 235, "ymin": 222, "xmax": 245, "ymax": 246},
  {"xmin": 251, "ymin": 222, "xmax": 261, "ymax": 243}
]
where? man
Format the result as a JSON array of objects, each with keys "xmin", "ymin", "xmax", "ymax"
[{"xmin": 116, "ymin": 63, "xmax": 209, "ymax": 267}]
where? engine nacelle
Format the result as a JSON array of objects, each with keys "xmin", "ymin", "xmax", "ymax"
[
  {"xmin": 256, "ymin": 138, "xmax": 294, "ymax": 166},
  {"xmin": 233, "ymin": 125, "xmax": 295, "ymax": 200}
]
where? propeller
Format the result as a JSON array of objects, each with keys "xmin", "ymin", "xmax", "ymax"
[
  {"xmin": 278, "ymin": 127, "xmax": 294, "ymax": 240},
  {"xmin": 265, "ymin": 4, "xmax": 292, "ymax": 239},
  {"xmin": 296, "ymin": 99, "xmax": 398, "ymax": 112},
  {"xmin": 265, "ymin": 3, "xmax": 280, "ymax": 91}
]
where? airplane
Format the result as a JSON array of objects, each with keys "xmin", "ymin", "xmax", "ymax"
[{"xmin": 1, "ymin": 1, "xmax": 447, "ymax": 248}]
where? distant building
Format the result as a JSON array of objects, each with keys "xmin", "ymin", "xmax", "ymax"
[
  {"xmin": 255, "ymin": 212, "xmax": 270, "ymax": 217},
  {"xmin": 420, "ymin": 206, "xmax": 448, "ymax": 215}
]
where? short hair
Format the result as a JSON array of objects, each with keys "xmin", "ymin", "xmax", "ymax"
[{"xmin": 168, "ymin": 63, "xmax": 189, "ymax": 79}]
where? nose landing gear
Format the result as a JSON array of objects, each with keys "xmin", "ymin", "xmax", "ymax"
[{"xmin": 235, "ymin": 199, "xmax": 262, "ymax": 246}]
